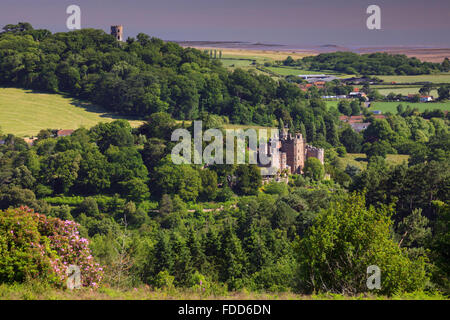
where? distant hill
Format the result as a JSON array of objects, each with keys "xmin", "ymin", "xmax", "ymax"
[{"xmin": 0, "ymin": 88, "xmax": 144, "ymax": 137}]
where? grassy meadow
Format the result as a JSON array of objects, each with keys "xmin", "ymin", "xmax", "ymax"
[
  {"xmin": 368, "ymin": 85, "xmax": 439, "ymax": 97},
  {"xmin": 0, "ymin": 282, "xmax": 444, "ymax": 300},
  {"xmin": 0, "ymin": 88, "xmax": 145, "ymax": 137},
  {"xmin": 264, "ymin": 66, "xmax": 325, "ymax": 76},
  {"xmin": 216, "ymin": 48, "xmax": 312, "ymax": 61},
  {"xmin": 340, "ymin": 153, "xmax": 410, "ymax": 170},
  {"xmin": 368, "ymin": 101, "xmax": 450, "ymax": 113},
  {"xmin": 376, "ymin": 73, "xmax": 450, "ymax": 84}
]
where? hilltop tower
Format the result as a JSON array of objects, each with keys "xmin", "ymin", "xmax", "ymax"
[
  {"xmin": 111, "ymin": 25, "xmax": 123, "ymax": 41},
  {"xmin": 280, "ymin": 132, "xmax": 305, "ymax": 174}
]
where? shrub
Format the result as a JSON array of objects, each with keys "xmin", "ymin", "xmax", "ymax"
[
  {"xmin": 154, "ymin": 270, "xmax": 175, "ymax": 289},
  {"xmin": 303, "ymin": 158, "xmax": 325, "ymax": 181},
  {"xmin": 297, "ymin": 193, "xmax": 429, "ymax": 296},
  {"xmin": 0, "ymin": 207, "xmax": 103, "ymax": 288}
]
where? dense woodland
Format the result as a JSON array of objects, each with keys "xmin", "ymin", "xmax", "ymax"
[
  {"xmin": 0, "ymin": 23, "xmax": 449, "ymax": 296},
  {"xmin": 282, "ymin": 51, "xmax": 449, "ymax": 75}
]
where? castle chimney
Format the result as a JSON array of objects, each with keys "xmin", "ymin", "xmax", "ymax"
[{"xmin": 111, "ymin": 25, "xmax": 123, "ymax": 42}]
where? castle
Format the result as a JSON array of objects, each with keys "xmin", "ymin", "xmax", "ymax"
[
  {"xmin": 111, "ymin": 25, "xmax": 123, "ymax": 41},
  {"xmin": 262, "ymin": 129, "xmax": 324, "ymax": 177}
]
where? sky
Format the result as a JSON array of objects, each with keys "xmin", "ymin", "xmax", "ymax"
[{"xmin": 1, "ymin": 0, "xmax": 450, "ymax": 47}]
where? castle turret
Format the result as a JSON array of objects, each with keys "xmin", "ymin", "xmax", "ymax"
[{"xmin": 111, "ymin": 25, "xmax": 123, "ymax": 41}]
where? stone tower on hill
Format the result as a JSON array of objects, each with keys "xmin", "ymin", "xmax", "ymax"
[
  {"xmin": 111, "ymin": 25, "xmax": 123, "ymax": 41},
  {"xmin": 262, "ymin": 128, "xmax": 325, "ymax": 177},
  {"xmin": 279, "ymin": 130, "xmax": 305, "ymax": 174}
]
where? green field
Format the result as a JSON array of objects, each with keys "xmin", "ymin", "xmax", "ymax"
[
  {"xmin": 376, "ymin": 73, "xmax": 450, "ymax": 84},
  {"xmin": 368, "ymin": 101, "xmax": 450, "ymax": 113},
  {"xmin": 0, "ymin": 88, "xmax": 144, "ymax": 137},
  {"xmin": 341, "ymin": 153, "xmax": 410, "ymax": 170},
  {"xmin": 369, "ymin": 85, "xmax": 439, "ymax": 97},
  {"xmin": 220, "ymin": 58, "xmax": 255, "ymax": 68},
  {"xmin": 265, "ymin": 66, "xmax": 325, "ymax": 76}
]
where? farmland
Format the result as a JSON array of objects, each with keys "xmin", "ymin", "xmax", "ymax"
[
  {"xmin": 0, "ymin": 88, "xmax": 144, "ymax": 137},
  {"xmin": 264, "ymin": 66, "xmax": 326, "ymax": 76},
  {"xmin": 368, "ymin": 85, "xmax": 439, "ymax": 97},
  {"xmin": 341, "ymin": 153, "xmax": 410, "ymax": 170},
  {"xmin": 376, "ymin": 73, "xmax": 450, "ymax": 84},
  {"xmin": 368, "ymin": 101, "xmax": 450, "ymax": 113}
]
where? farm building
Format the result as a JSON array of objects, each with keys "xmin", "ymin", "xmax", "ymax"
[
  {"xmin": 297, "ymin": 74, "xmax": 338, "ymax": 83},
  {"xmin": 57, "ymin": 129, "xmax": 75, "ymax": 137},
  {"xmin": 350, "ymin": 123, "xmax": 370, "ymax": 133}
]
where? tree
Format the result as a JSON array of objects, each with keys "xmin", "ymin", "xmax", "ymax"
[
  {"xmin": 271, "ymin": 200, "xmax": 298, "ymax": 233},
  {"xmin": 140, "ymin": 112, "xmax": 178, "ymax": 140},
  {"xmin": 219, "ymin": 225, "xmax": 248, "ymax": 290},
  {"xmin": 297, "ymin": 193, "xmax": 429, "ymax": 295},
  {"xmin": 303, "ymin": 158, "xmax": 324, "ymax": 181},
  {"xmin": 75, "ymin": 148, "xmax": 110, "ymax": 194},
  {"xmin": 75, "ymin": 197, "xmax": 100, "ymax": 219},
  {"xmin": 119, "ymin": 178, "xmax": 150, "ymax": 203},
  {"xmin": 362, "ymin": 140, "xmax": 392, "ymax": 159},
  {"xmin": 437, "ymin": 85, "xmax": 450, "ymax": 101},
  {"xmin": 350, "ymin": 100, "xmax": 361, "ymax": 116},
  {"xmin": 90, "ymin": 120, "xmax": 134, "ymax": 153},
  {"xmin": 442, "ymin": 57, "xmax": 450, "ymax": 72},
  {"xmin": 283, "ymin": 56, "xmax": 295, "ymax": 66},
  {"xmin": 338, "ymin": 101, "xmax": 352, "ymax": 116},
  {"xmin": 419, "ymin": 83, "xmax": 432, "ymax": 96},
  {"xmin": 199, "ymin": 169, "xmax": 218, "ymax": 201},
  {"xmin": 42, "ymin": 150, "xmax": 82, "ymax": 194},
  {"xmin": 430, "ymin": 201, "xmax": 450, "ymax": 293},
  {"xmin": 154, "ymin": 161, "xmax": 201, "ymax": 201},
  {"xmin": 233, "ymin": 165, "xmax": 262, "ymax": 196},
  {"xmin": 397, "ymin": 208, "xmax": 431, "ymax": 249},
  {"xmin": 339, "ymin": 127, "xmax": 362, "ymax": 153},
  {"xmin": 0, "ymin": 186, "xmax": 38, "ymax": 210}
]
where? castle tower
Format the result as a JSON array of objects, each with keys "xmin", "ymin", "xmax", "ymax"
[
  {"xmin": 111, "ymin": 25, "xmax": 123, "ymax": 41},
  {"xmin": 280, "ymin": 133, "xmax": 305, "ymax": 174}
]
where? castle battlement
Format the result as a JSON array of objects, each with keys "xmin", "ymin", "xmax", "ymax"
[{"xmin": 261, "ymin": 129, "xmax": 324, "ymax": 176}]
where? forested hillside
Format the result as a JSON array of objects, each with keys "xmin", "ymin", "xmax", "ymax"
[
  {"xmin": 282, "ymin": 51, "xmax": 447, "ymax": 75},
  {"xmin": 0, "ymin": 23, "xmax": 307, "ymax": 125},
  {"xmin": 0, "ymin": 23, "xmax": 449, "ymax": 298}
]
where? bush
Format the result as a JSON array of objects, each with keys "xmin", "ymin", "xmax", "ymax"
[
  {"xmin": 154, "ymin": 270, "xmax": 175, "ymax": 289},
  {"xmin": 263, "ymin": 181, "xmax": 288, "ymax": 196},
  {"xmin": 297, "ymin": 193, "xmax": 429, "ymax": 296},
  {"xmin": 303, "ymin": 158, "xmax": 325, "ymax": 181},
  {"xmin": 0, "ymin": 207, "xmax": 103, "ymax": 288}
]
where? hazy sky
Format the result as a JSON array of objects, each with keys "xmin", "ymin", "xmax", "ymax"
[{"xmin": 1, "ymin": 0, "xmax": 450, "ymax": 46}]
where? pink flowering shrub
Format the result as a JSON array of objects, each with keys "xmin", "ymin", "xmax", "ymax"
[{"xmin": 0, "ymin": 207, "xmax": 103, "ymax": 288}]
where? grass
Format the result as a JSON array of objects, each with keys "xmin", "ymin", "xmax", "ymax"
[
  {"xmin": 0, "ymin": 282, "xmax": 446, "ymax": 300},
  {"xmin": 264, "ymin": 66, "xmax": 325, "ymax": 76},
  {"xmin": 340, "ymin": 153, "xmax": 410, "ymax": 170},
  {"xmin": 376, "ymin": 73, "xmax": 450, "ymax": 84},
  {"xmin": 210, "ymin": 48, "xmax": 312, "ymax": 62},
  {"xmin": 368, "ymin": 101, "xmax": 450, "ymax": 113},
  {"xmin": 0, "ymin": 88, "xmax": 145, "ymax": 137},
  {"xmin": 324, "ymin": 100, "xmax": 341, "ymax": 110},
  {"xmin": 369, "ymin": 85, "xmax": 439, "ymax": 97},
  {"xmin": 220, "ymin": 58, "xmax": 255, "ymax": 68}
]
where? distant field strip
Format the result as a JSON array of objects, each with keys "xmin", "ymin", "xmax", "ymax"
[
  {"xmin": 377, "ymin": 73, "xmax": 450, "ymax": 84},
  {"xmin": 368, "ymin": 101, "xmax": 450, "ymax": 112},
  {"xmin": 0, "ymin": 88, "xmax": 144, "ymax": 137},
  {"xmin": 206, "ymin": 48, "xmax": 313, "ymax": 61},
  {"xmin": 342, "ymin": 153, "xmax": 410, "ymax": 170}
]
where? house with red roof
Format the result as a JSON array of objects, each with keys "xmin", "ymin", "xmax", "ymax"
[{"xmin": 57, "ymin": 129, "xmax": 75, "ymax": 137}]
